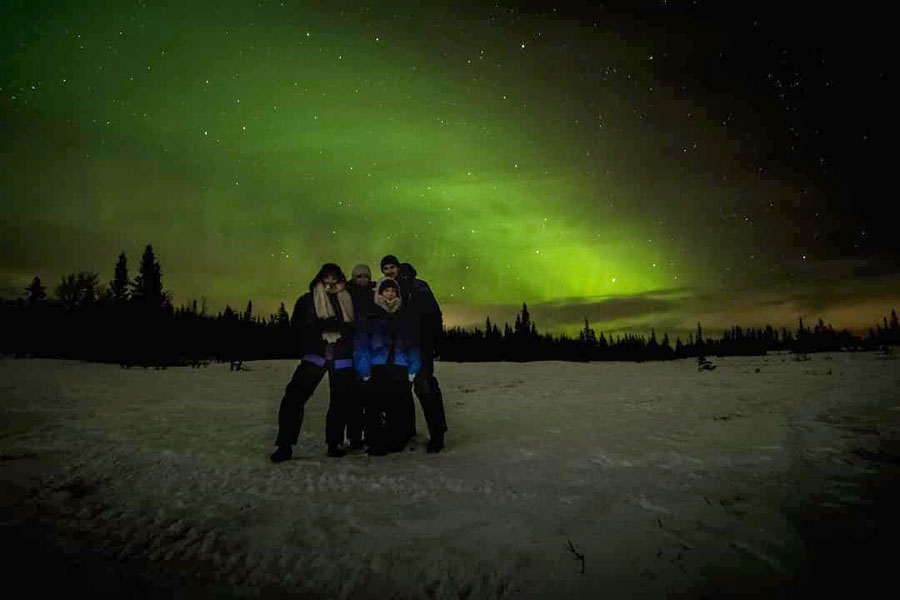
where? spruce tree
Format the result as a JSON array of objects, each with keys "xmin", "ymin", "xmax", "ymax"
[
  {"xmin": 109, "ymin": 252, "xmax": 130, "ymax": 302},
  {"xmin": 132, "ymin": 244, "xmax": 165, "ymax": 309},
  {"xmin": 244, "ymin": 300, "xmax": 253, "ymax": 322},
  {"xmin": 24, "ymin": 276, "xmax": 47, "ymax": 306},
  {"xmin": 277, "ymin": 302, "xmax": 290, "ymax": 327}
]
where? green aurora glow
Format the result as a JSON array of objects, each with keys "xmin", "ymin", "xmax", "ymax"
[{"xmin": 3, "ymin": 1, "xmax": 897, "ymax": 338}]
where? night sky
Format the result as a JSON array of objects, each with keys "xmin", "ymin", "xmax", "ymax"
[{"xmin": 2, "ymin": 1, "xmax": 896, "ymax": 339}]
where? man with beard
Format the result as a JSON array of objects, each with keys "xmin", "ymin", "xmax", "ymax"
[
  {"xmin": 270, "ymin": 263, "xmax": 356, "ymax": 462},
  {"xmin": 399, "ymin": 261, "xmax": 448, "ymax": 453}
]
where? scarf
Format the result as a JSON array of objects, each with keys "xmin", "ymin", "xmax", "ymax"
[
  {"xmin": 374, "ymin": 291, "xmax": 402, "ymax": 314},
  {"xmin": 312, "ymin": 280, "xmax": 354, "ymax": 344}
]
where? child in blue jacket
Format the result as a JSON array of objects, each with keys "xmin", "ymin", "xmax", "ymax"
[{"xmin": 353, "ymin": 278, "xmax": 420, "ymax": 454}]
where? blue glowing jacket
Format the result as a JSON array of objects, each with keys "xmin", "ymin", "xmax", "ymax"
[{"xmin": 352, "ymin": 301, "xmax": 421, "ymax": 378}]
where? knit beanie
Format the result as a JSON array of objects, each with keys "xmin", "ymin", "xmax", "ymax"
[
  {"xmin": 351, "ymin": 264, "xmax": 371, "ymax": 279},
  {"xmin": 380, "ymin": 255, "xmax": 400, "ymax": 271}
]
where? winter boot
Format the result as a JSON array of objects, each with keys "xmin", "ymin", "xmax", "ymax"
[
  {"xmin": 426, "ymin": 433, "xmax": 444, "ymax": 454},
  {"xmin": 270, "ymin": 445, "xmax": 292, "ymax": 463},
  {"xmin": 327, "ymin": 444, "xmax": 346, "ymax": 458}
]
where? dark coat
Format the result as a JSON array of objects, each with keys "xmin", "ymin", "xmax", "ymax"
[
  {"xmin": 352, "ymin": 295, "xmax": 421, "ymax": 378},
  {"xmin": 290, "ymin": 265, "xmax": 354, "ymax": 365},
  {"xmin": 348, "ymin": 280, "xmax": 376, "ymax": 318},
  {"xmin": 399, "ymin": 273, "xmax": 443, "ymax": 353}
]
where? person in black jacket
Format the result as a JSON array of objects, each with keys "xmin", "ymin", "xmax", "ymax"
[
  {"xmin": 399, "ymin": 261, "xmax": 448, "ymax": 453},
  {"xmin": 270, "ymin": 263, "xmax": 356, "ymax": 463},
  {"xmin": 345, "ymin": 264, "xmax": 376, "ymax": 449}
]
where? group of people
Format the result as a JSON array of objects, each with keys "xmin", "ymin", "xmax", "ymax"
[{"xmin": 270, "ymin": 255, "xmax": 448, "ymax": 462}]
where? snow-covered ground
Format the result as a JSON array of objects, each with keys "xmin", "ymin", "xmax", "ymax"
[{"xmin": 2, "ymin": 352, "xmax": 899, "ymax": 598}]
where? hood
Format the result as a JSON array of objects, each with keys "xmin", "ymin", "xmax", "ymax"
[{"xmin": 308, "ymin": 263, "xmax": 347, "ymax": 291}]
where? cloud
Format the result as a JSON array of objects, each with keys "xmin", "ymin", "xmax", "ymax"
[{"xmin": 443, "ymin": 264, "xmax": 900, "ymax": 339}]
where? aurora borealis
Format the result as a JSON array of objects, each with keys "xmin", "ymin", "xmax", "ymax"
[{"xmin": 2, "ymin": 1, "xmax": 896, "ymax": 339}]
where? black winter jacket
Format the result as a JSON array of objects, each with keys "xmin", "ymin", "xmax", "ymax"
[{"xmin": 290, "ymin": 272, "xmax": 354, "ymax": 365}]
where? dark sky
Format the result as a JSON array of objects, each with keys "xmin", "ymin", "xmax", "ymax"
[{"xmin": 2, "ymin": 0, "xmax": 896, "ymax": 338}]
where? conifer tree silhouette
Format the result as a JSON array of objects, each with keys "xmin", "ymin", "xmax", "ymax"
[
  {"xmin": 277, "ymin": 302, "xmax": 290, "ymax": 327},
  {"xmin": 132, "ymin": 244, "xmax": 165, "ymax": 310},
  {"xmin": 109, "ymin": 252, "xmax": 130, "ymax": 302},
  {"xmin": 55, "ymin": 271, "xmax": 99, "ymax": 311},
  {"xmin": 24, "ymin": 276, "xmax": 46, "ymax": 307}
]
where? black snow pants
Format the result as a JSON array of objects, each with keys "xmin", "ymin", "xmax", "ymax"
[
  {"xmin": 345, "ymin": 377, "xmax": 366, "ymax": 445},
  {"xmin": 413, "ymin": 348, "xmax": 448, "ymax": 442},
  {"xmin": 275, "ymin": 360, "xmax": 356, "ymax": 448},
  {"xmin": 364, "ymin": 364, "xmax": 411, "ymax": 453}
]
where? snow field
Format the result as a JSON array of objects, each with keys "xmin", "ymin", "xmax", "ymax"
[{"xmin": 1, "ymin": 352, "xmax": 899, "ymax": 597}]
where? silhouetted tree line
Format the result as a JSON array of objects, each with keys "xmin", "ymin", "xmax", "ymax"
[
  {"xmin": 437, "ymin": 303, "xmax": 900, "ymax": 363},
  {"xmin": 0, "ymin": 245, "xmax": 297, "ymax": 367},
  {"xmin": 2, "ymin": 246, "xmax": 898, "ymax": 366}
]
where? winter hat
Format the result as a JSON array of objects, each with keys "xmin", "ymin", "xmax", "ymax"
[
  {"xmin": 351, "ymin": 264, "xmax": 371, "ymax": 279},
  {"xmin": 377, "ymin": 278, "xmax": 401, "ymax": 295},
  {"xmin": 374, "ymin": 277, "xmax": 402, "ymax": 313},
  {"xmin": 380, "ymin": 254, "xmax": 400, "ymax": 271},
  {"xmin": 319, "ymin": 263, "xmax": 346, "ymax": 281},
  {"xmin": 309, "ymin": 262, "xmax": 346, "ymax": 290}
]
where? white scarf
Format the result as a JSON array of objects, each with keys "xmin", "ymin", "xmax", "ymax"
[
  {"xmin": 374, "ymin": 293, "xmax": 402, "ymax": 314},
  {"xmin": 373, "ymin": 278, "xmax": 402, "ymax": 314},
  {"xmin": 312, "ymin": 281, "xmax": 354, "ymax": 344}
]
